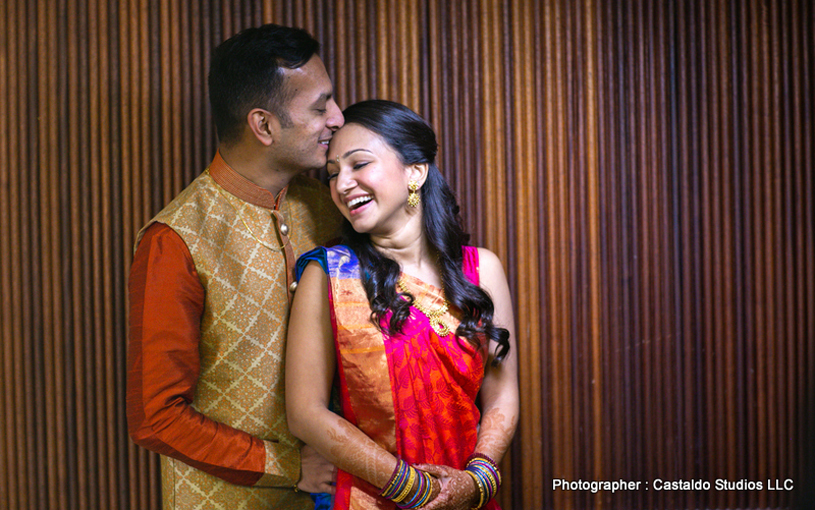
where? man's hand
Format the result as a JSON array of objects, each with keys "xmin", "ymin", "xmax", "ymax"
[{"xmin": 297, "ymin": 444, "xmax": 337, "ymax": 494}]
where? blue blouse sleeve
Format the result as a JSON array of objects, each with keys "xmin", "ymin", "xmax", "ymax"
[{"xmin": 295, "ymin": 247, "xmax": 329, "ymax": 281}]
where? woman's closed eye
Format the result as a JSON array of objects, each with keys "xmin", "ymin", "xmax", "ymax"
[{"xmin": 327, "ymin": 160, "xmax": 369, "ymax": 180}]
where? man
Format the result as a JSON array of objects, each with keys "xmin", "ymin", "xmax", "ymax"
[{"xmin": 127, "ymin": 24, "xmax": 344, "ymax": 509}]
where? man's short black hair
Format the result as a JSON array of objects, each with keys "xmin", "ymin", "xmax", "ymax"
[{"xmin": 208, "ymin": 24, "xmax": 320, "ymax": 144}]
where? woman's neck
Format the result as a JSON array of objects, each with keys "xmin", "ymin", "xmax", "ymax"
[{"xmin": 370, "ymin": 219, "xmax": 440, "ymax": 285}]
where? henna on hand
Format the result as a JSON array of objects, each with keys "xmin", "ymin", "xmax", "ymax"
[
  {"xmin": 394, "ymin": 466, "xmax": 442, "ymax": 507},
  {"xmin": 326, "ymin": 419, "xmax": 395, "ymax": 488},
  {"xmin": 413, "ymin": 464, "xmax": 479, "ymax": 510}
]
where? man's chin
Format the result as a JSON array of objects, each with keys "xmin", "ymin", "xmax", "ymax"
[
  {"xmin": 294, "ymin": 158, "xmax": 328, "ymax": 173},
  {"xmin": 311, "ymin": 150, "xmax": 328, "ymax": 168}
]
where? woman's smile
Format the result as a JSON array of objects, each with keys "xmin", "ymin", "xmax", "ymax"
[{"xmin": 328, "ymin": 124, "xmax": 416, "ymax": 235}]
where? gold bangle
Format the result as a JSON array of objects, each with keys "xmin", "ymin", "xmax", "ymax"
[
  {"xmin": 394, "ymin": 466, "xmax": 417, "ymax": 503},
  {"xmin": 466, "ymin": 470, "xmax": 486, "ymax": 509}
]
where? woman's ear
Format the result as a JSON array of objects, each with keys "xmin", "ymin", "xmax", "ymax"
[{"xmin": 408, "ymin": 163, "xmax": 430, "ymax": 187}]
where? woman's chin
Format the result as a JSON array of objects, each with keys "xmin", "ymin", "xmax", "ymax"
[{"xmin": 350, "ymin": 222, "xmax": 370, "ymax": 234}]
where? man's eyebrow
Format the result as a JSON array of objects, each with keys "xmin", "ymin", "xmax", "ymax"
[{"xmin": 313, "ymin": 91, "xmax": 333, "ymax": 104}]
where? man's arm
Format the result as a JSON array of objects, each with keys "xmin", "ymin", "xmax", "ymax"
[{"xmin": 126, "ymin": 222, "xmax": 300, "ymax": 487}]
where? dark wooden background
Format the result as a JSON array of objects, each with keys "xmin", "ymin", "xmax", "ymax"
[{"xmin": 1, "ymin": 0, "xmax": 812, "ymax": 509}]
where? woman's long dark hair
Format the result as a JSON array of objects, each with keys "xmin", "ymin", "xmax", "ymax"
[{"xmin": 340, "ymin": 99, "xmax": 510, "ymax": 365}]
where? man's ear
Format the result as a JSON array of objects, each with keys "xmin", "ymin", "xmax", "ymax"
[{"xmin": 247, "ymin": 108, "xmax": 280, "ymax": 146}]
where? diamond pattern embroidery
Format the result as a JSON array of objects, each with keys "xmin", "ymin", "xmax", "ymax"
[{"xmin": 147, "ymin": 172, "xmax": 342, "ymax": 509}]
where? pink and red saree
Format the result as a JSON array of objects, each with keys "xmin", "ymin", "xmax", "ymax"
[{"xmin": 296, "ymin": 245, "xmax": 499, "ymax": 510}]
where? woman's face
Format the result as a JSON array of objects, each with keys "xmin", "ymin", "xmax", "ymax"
[{"xmin": 326, "ymin": 123, "xmax": 416, "ymax": 236}]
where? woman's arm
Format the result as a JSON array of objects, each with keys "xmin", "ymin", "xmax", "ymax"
[
  {"xmin": 286, "ymin": 261, "xmax": 398, "ymax": 489},
  {"xmin": 420, "ymin": 248, "xmax": 519, "ymax": 510},
  {"xmin": 472, "ymin": 247, "xmax": 520, "ymax": 461}
]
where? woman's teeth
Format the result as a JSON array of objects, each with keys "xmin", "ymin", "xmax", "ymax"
[{"xmin": 348, "ymin": 196, "xmax": 373, "ymax": 210}]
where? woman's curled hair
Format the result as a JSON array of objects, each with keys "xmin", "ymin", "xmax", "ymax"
[{"xmin": 340, "ymin": 99, "xmax": 510, "ymax": 365}]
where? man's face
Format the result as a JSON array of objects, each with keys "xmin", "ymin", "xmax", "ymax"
[{"xmin": 272, "ymin": 56, "xmax": 344, "ymax": 172}]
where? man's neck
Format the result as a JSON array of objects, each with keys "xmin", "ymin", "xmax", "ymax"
[{"xmin": 219, "ymin": 145, "xmax": 297, "ymax": 199}]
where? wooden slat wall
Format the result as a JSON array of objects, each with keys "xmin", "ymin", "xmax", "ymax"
[{"xmin": 1, "ymin": 1, "xmax": 812, "ymax": 509}]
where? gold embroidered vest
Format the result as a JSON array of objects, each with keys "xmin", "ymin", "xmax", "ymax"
[{"xmin": 138, "ymin": 164, "xmax": 342, "ymax": 510}]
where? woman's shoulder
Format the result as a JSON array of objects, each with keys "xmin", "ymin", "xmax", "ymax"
[
  {"xmin": 473, "ymin": 247, "xmax": 501, "ymax": 266},
  {"xmin": 461, "ymin": 246, "xmax": 503, "ymax": 270},
  {"xmin": 460, "ymin": 246, "xmax": 503, "ymax": 287},
  {"xmin": 471, "ymin": 247, "xmax": 507, "ymax": 288},
  {"xmin": 296, "ymin": 244, "xmax": 361, "ymax": 281}
]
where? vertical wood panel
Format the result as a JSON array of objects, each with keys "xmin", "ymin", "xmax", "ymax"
[
  {"xmin": 0, "ymin": 1, "xmax": 811, "ymax": 509},
  {"xmin": 0, "ymin": 2, "xmax": 9, "ymax": 508},
  {"xmin": 506, "ymin": 1, "xmax": 542, "ymax": 509},
  {"xmin": 0, "ymin": 0, "xmax": 12, "ymax": 506}
]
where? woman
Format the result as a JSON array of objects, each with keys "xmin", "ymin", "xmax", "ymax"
[{"xmin": 286, "ymin": 100, "xmax": 518, "ymax": 510}]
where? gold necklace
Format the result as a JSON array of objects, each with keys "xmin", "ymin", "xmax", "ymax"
[
  {"xmin": 207, "ymin": 170, "xmax": 287, "ymax": 252},
  {"xmin": 397, "ymin": 276, "xmax": 452, "ymax": 336}
]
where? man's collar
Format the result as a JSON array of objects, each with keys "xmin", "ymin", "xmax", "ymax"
[{"xmin": 208, "ymin": 150, "xmax": 288, "ymax": 210}]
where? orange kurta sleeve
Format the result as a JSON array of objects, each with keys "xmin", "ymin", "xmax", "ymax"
[{"xmin": 126, "ymin": 222, "xmax": 272, "ymax": 486}]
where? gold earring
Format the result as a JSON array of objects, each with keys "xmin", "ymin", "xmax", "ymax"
[{"xmin": 408, "ymin": 180, "xmax": 420, "ymax": 208}]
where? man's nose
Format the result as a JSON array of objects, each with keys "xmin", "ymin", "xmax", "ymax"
[{"xmin": 327, "ymin": 99, "xmax": 344, "ymax": 131}]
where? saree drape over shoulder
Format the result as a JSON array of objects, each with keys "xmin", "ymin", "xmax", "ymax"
[{"xmin": 295, "ymin": 245, "xmax": 500, "ymax": 510}]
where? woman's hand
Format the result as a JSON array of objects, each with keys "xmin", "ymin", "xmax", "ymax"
[{"xmin": 414, "ymin": 464, "xmax": 478, "ymax": 510}]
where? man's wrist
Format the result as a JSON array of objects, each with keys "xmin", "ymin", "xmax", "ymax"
[{"xmin": 253, "ymin": 439, "xmax": 301, "ymax": 487}]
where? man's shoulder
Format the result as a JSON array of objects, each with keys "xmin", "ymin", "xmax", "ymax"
[
  {"xmin": 287, "ymin": 174, "xmax": 338, "ymax": 211},
  {"xmin": 286, "ymin": 174, "xmax": 343, "ymax": 243},
  {"xmin": 151, "ymin": 172, "xmax": 215, "ymax": 222},
  {"xmin": 135, "ymin": 172, "xmax": 215, "ymax": 244},
  {"xmin": 289, "ymin": 173, "xmax": 329, "ymax": 195}
]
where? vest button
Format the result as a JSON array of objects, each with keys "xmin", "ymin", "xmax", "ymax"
[
  {"xmin": 279, "ymin": 223, "xmax": 289, "ymax": 236},
  {"xmin": 289, "ymin": 281, "xmax": 298, "ymax": 293}
]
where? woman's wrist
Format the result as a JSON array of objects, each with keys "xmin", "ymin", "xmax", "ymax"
[
  {"xmin": 379, "ymin": 459, "xmax": 439, "ymax": 509},
  {"xmin": 465, "ymin": 453, "xmax": 502, "ymax": 508}
]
